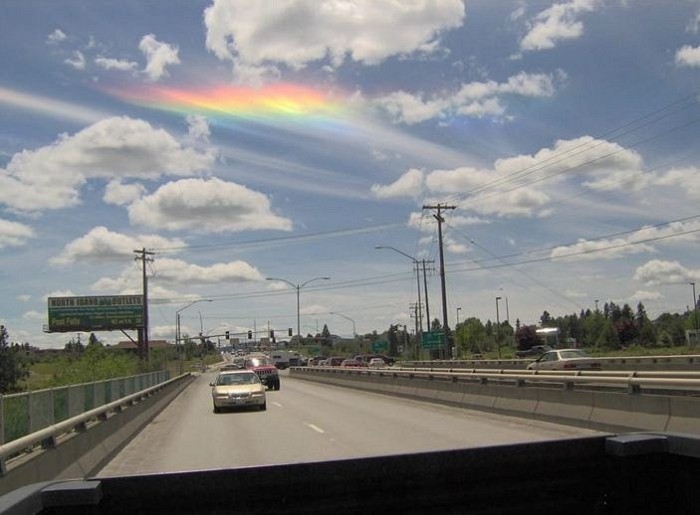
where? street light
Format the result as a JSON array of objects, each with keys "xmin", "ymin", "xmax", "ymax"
[
  {"xmin": 496, "ymin": 296, "xmax": 502, "ymax": 359},
  {"xmin": 175, "ymin": 299, "xmax": 212, "ymax": 373},
  {"xmin": 330, "ymin": 311, "xmax": 357, "ymax": 338},
  {"xmin": 266, "ymin": 276, "xmax": 330, "ymax": 339},
  {"xmin": 375, "ymin": 246, "xmax": 424, "ymax": 334},
  {"xmin": 691, "ymin": 282, "xmax": 698, "ymax": 333},
  {"xmin": 456, "ymin": 307, "xmax": 462, "ymax": 326}
]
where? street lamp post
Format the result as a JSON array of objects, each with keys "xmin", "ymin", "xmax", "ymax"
[
  {"xmin": 330, "ymin": 311, "xmax": 357, "ymax": 338},
  {"xmin": 691, "ymin": 282, "xmax": 698, "ymax": 332},
  {"xmin": 496, "ymin": 296, "xmax": 502, "ymax": 359},
  {"xmin": 375, "ymin": 246, "xmax": 423, "ymax": 334},
  {"xmin": 456, "ymin": 307, "xmax": 461, "ymax": 326},
  {"xmin": 175, "ymin": 299, "xmax": 212, "ymax": 372},
  {"xmin": 266, "ymin": 276, "xmax": 330, "ymax": 340}
]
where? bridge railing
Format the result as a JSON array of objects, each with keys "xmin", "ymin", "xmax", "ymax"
[{"xmin": 0, "ymin": 370, "xmax": 170, "ymax": 445}]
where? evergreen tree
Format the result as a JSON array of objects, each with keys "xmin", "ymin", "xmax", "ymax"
[{"xmin": 0, "ymin": 325, "xmax": 28, "ymax": 393}]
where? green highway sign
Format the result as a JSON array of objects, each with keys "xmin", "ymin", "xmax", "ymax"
[
  {"xmin": 372, "ymin": 340, "xmax": 389, "ymax": 353},
  {"xmin": 421, "ymin": 331, "xmax": 444, "ymax": 349},
  {"xmin": 47, "ymin": 295, "xmax": 144, "ymax": 333}
]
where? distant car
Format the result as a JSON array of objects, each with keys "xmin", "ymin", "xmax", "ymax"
[
  {"xmin": 210, "ymin": 370, "xmax": 266, "ymax": 413},
  {"xmin": 526, "ymin": 349, "xmax": 602, "ymax": 371},
  {"xmin": 318, "ymin": 359, "xmax": 329, "ymax": 366},
  {"xmin": 367, "ymin": 358, "xmax": 386, "ymax": 369},
  {"xmin": 515, "ymin": 345, "xmax": 552, "ymax": 359},
  {"xmin": 328, "ymin": 357, "xmax": 345, "ymax": 367},
  {"xmin": 340, "ymin": 359, "xmax": 362, "ymax": 368}
]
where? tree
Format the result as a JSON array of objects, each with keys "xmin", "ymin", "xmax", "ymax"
[
  {"xmin": 387, "ymin": 324, "xmax": 399, "ymax": 356},
  {"xmin": 320, "ymin": 324, "xmax": 332, "ymax": 347},
  {"xmin": 0, "ymin": 325, "xmax": 29, "ymax": 393},
  {"xmin": 514, "ymin": 325, "xmax": 540, "ymax": 351},
  {"xmin": 457, "ymin": 317, "xmax": 485, "ymax": 355}
]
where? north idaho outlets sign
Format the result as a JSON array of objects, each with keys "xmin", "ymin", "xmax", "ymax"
[{"xmin": 47, "ymin": 295, "xmax": 144, "ymax": 333}]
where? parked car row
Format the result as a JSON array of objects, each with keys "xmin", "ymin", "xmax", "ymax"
[{"xmin": 306, "ymin": 354, "xmax": 395, "ymax": 368}]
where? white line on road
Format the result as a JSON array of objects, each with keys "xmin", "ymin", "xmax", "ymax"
[
  {"xmin": 272, "ymin": 402, "xmax": 283, "ymax": 408},
  {"xmin": 305, "ymin": 422, "xmax": 325, "ymax": 434}
]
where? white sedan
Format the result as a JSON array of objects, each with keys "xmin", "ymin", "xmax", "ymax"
[
  {"xmin": 526, "ymin": 349, "xmax": 602, "ymax": 371},
  {"xmin": 367, "ymin": 357, "xmax": 386, "ymax": 369}
]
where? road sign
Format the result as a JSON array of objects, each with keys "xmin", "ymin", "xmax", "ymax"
[
  {"xmin": 372, "ymin": 340, "xmax": 389, "ymax": 353},
  {"xmin": 421, "ymin": 331, "xmax": 444, "ymax": 349}
]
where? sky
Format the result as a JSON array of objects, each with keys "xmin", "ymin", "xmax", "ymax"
[{"xmin": 2, "ymin": 0, "xmax": 700, "ymax": 349}]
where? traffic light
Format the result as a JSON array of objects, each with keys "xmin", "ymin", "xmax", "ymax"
[
  {"xmin": 248, "ymin": 330, "xmax": 252, "ymax": 339},
  {"xmin": 225, "ymin": 331, "xmax": 230, "ymax": 339},
  {"xmin": 288, "ymin": 328, "xmax": 293, "ymax": 337}
]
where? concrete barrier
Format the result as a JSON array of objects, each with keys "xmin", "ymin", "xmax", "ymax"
[
  {"xmin": 291, "ymin": 368, "xmax": 700, "ymax": 435},
  {"xmin": 0, "ymin": 374, "xmax": 194, "ymax": 496}
]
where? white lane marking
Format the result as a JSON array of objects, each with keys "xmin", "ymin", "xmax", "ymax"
[
  {"xmin": 272, "ymin": 402, "xmax": 283, "ymax": 408},
  {"xmin": 305, "ymin": 422, "xmax": 325, "ymax": 434}
]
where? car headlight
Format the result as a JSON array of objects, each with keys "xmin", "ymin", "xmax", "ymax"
[{"xmin": 251, "ymin": 392, "xmax": 264, "ymax": 397}]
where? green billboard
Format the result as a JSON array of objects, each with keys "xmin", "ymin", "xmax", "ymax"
[
  {"xmin": 372, "ymin": 340, "xmax": 389, "ymax": 353},
  {"xmin": 47, "ymin": 295, "xmax": 144, "ymax": 332}
]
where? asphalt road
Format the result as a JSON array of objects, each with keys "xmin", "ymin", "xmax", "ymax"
[{"xmin": 97, "ymin": 370, "xmax": 601, "ymax": 477}]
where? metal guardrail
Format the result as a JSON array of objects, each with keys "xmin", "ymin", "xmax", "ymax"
[
  {"xmin": 0, "ymin": 373, "xmax": 186, "ymax": 475},
  {"xmin": 299, "ymin": 366, "xmax": 700, "ymax": 394},
  {"xmin": 0, "ymin": 370, "xmax": 170, "ymax": 445}
]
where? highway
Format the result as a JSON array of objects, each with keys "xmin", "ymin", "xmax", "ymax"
[{"xmin": 97, "ymin": 369, "xmax": 602, "ymax": 477}]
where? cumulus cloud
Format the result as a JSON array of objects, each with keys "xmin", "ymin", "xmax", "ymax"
[
  {"xmin": 139, "ymin": 34, "xmax": 180, "ymax": 81},
  {"xmin": 0, "ymin": 116, "xmax": 215, "ymax": 212},
  {"xmin": 520, "ymin": 0, "xmax": 600, "ymax": 52},
  {"xmin": 51, "ymin": 226, "xmax": 186, "ymax": 265},
  {"xmin": 128, "ymin": 177, "xmax": 293, "ymax": 233},
  {"xmin": 47, "ymin": 29, "xmax": 67, "ymax": 45},
  {"xmin": 95, "ymin": 56, "xmax": 139, "ymax": 72},
  {"xmin": 371, "ymin": 168, "xmax": 424, "ymax": 199},
  {"xmin": 91, "ymin": 258, "xmax": 263, "ymax": 293},
  {"xmin": 550, "ymin": 220, "xmax": 700, "ymax": 261},
  {"xmin": 0, "ymin": 219, "xmax": 34, "ymax": 249},
  {"xmin": 634, "ymin": 259, "xmax": 700, "ymax": 286},
  {"xmin": 373, "ymin": 135, "xmax": 645, "ymax": 218},
  {"xmin": 675, "ymin": 45, "xmax": 700, "ymax": 68},
  {"xmin": 22, "ymin": 310, "xmax": 46, "ymax": 321},
  {"xmin": 17, "ymin": 294, "xmax": 32, "ymax": 302},
  {"xmin": 652, "ymin": 167, "xmax": 700, "ymax": 200},
  {"xmin": 203, "ymin": 0, "xmax": 465, "ymax": 82},
  {"xmin": 103, "ymin": 180, "xmax": 147, "ymax": 206},
  {"xmin": 375, "ymin": 71, "xmax": 562, "ymax": 124}
]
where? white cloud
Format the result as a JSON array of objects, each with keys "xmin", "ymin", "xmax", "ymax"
[
  {"xmin": 629, "ymin": 290, "xmax": 662, "ymax": 302},
  {"xmin": 652, "ymin": 167, "xmax": 700, "ymax": 200},
  {"xmin": 375, "ymin": 71, "xmax": 561, "ymax": 124},
  {"xmin": 520, "ymin": 0, "xmax": 600, "ymax": 52},
  {"xmin": 23, "ymin": 310, "xmax": 45, "ymax": 321},
  {"xmin": 675, "ymin": 44, "xmax": 700, "ymax": 68},
  {"xmin": 0, "ymin": 219, "xmax": 34, "ymax": 249},
  {"xmin": 64, "ymin": 51, "xmax": 86, "ymax": 70},
  {"xmin": 91, "ymin": 258, "xmax": 263, "ymax": 293},
  {"xmin": 95, "ymin": 56, "xmax": 139, "ymax": 72},
  {"xmin": 139, "ymin": 34, "xmax": 180, "ymax": 81},
  {"xmin": 300, "ymin": 304, "xmax": 326, "ymax": 315},
  {"xmin": 564, "ymin": 289, "xmax": 587, "ymax": 299},
  {"xmin": 688, "ymin": 9, "xmax": 700, "ymax": 34},
  {"xmin": 51, "ymin": 226, "xmax": 186, "ymax": 265},
  {"xmin": 634, "ymin": 259, "xmax": 700, "ymax": 286},
  {"xmin": 186, "ymin": 115, "xmax": 211, "ymax": 141},
  {"xmin": 47, "ymin": 29, "xmax": 67, "ymax": 45},
  {"xmin": 374, "ymin": 135, "xmax": 645, "ymax": 219},
  {"xmin": 103, "ymin": 180, "xmax": 147, "ymax": 206},
  {"xmin": 371, "ymin": 168, "xmax": 424, "ymax": 199},
  {"xmin": 550, "ymin": 220, "xmax": 700, "ymax": 261},
  {"xmin": 128, "ymin": 177, "xmax": 293, "ymax": 233},
  {"xmin": 203, "ymin": 0, "xmax": 465, "ymax": 82},
  {"xmin": 17, "ymin": 295, "xmax": 31, "ymax": 302},
  {"xmin": 0, "ymin": 86, "xmax": 107, "ymax": 124},
  {"xmin": 0, "ymin": 116, "xmax": 215, "ymax": 212}
]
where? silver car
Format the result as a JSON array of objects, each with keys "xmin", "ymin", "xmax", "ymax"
[
  {"xmin": 526, "ymin": 349, "xmax": 602, "ymax": 371},
  {"xmin": 210, "ymin": 370, "xmax": 267, "ymax": 413}
]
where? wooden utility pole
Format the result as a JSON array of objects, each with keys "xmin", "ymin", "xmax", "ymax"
[
  {"xmin": 134, "ymin": 248, "xmax": 154, "ymax": 360},
  {"xmin": 422, "ymin": 204, "xmax": 455, "ymax": 358}
]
